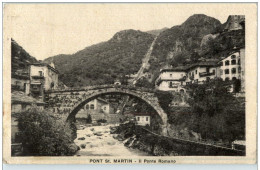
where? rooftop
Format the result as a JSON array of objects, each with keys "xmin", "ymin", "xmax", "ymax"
[
  {"xmin": 30, "ymin": 62, "xmax": 59, "ymax": 74},
  {"xmin": 160, "ymin": 65, "xmax": 189, "ymax": 72},
  {"xmin": 12, "ymin": 91, "xmax": 45, "ymax": 105}
]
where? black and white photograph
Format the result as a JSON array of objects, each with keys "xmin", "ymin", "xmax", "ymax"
[{"xmin": 3, "ymin": 3, "xmax": 257, "ymax": 164}]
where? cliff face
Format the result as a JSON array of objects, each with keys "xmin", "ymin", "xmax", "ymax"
[{"xmin": 223, "ymin": 15, "xmax": 245, "ymax": 31}]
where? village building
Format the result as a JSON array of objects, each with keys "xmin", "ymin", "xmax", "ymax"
[
  {"xmin": 218, "ymin": 49, "xmax": 242, "ymax": 81},
  {"xmin": 29, "ymin": 62, "xmax": 59, "ymax": 98},
  {"xmin": 218, "ymin": 47, "xmax": 245, "ymax": 93},
  {"xmin": 11, "ymin": 73, "xmax": 30, "ymax": 94},
  {"xmin": 185, "ymin": 60, "xmax": 219, "ymax": 84},
  {"xmin": 76, "ymin": 98, "xmax": 115, "ymax": 124},
  {"xmin": 155, "ymin": 66, "xmax": 187, "ymax": 92},
  {"xmin": 11, "ymin": 91, "xmax": 45, "ymax": 155},
  {"xmin": 134, "ymin": 113, "xmax": 151, "ymax": 126}
]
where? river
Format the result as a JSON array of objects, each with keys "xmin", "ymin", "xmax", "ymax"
[{"xmin": 74, "ymin": 124, "xmax": 149, "ymax": 156}]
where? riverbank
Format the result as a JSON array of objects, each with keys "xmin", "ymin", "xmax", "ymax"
[{"xmin": 111, "ymin": 122, "xmax": 245, "ymax": 156}]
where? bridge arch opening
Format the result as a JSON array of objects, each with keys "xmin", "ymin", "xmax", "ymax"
[{"xmin": 66, "ymin": 91, "xmax": 166, "ymax": 127}]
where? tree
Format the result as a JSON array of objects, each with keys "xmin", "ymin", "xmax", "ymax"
[
  {"xmin": 17, "ymin": 108, "xmax": 79, "ymax": 156},
  {"xmin": 155, "ymin": 90, "xmax": 173, "ymax": 114},
  {"xmin": 187, "ymin": 79, "xmax": 245, "ymax": 143},
  {"xmin": 135, "ymin": 77, "xmax": 154, "ymax": 88}
]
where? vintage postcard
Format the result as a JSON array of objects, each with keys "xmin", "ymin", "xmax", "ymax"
[{"xmin": 3, "ymin": 3, "xmax": 257, "ymax": 164}]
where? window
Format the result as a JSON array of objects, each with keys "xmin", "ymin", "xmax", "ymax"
[
  {"xmin": 32, "ymin": 84, "xmax": 38, "ymax": 89},
  {"xmin": 137, "ymin": 117, "xmax": 140, "ymax": 121},
  {"xmin": 90, "ymin": 104, "xmax": 94, "ymax": 110},
  {"xmin": 206, "ymin": 68, "xmax": 210, "ymax": 73},
  {"xmin": 212, "ymin": 69, "xmax": 215, "ymax": 75},
  {"xmin": 219, "ymin": 62, "xmax": 223, "ymax": 66},
  {"xmin": 39, "ymin": 71, "xmax": 43, "ymax": 76},
  {"xmin": 86, "ymin": 104, "xmax": 89, "ymax": 110},
  {"xmin": 225, "ymin": 69, "xmax": 229, "ymax": 74},
  {"xmin": 232, "ymin": 68, "xmax": 236, "ymax": 74},
  {"xmin": 225, "ymin": 77, "xmax": 230, "ymax": 81},
  {"xmin": 146, "ymin": 117, "xmax": 149, "ymax": 121},
  {"xmin": 195, "ymin": 70, "xmax": 197, "ymax": 74},
  {"xmin": 169, "ymin": 82, "xmax": 173, "ymax": 88},
  {"xmin": 170, "ymin": 74, "xmax": 172, "ymax": 77},
  {"xmin": 225, "ymin": 60, "xmax": 230, "ymax": 66},
  {"xmin": 231, "ymin": 59, "xmax": 236, "ymax": 65},
  {"xmin": 231, "ymin": 55, "xmax": 236, "ymax": 59},
  {"xmin": 238, "ymin": 59, "xmax": 241, "ymax": 65},
  {"xmin": 104, "ymin": 106, "xmax": 106, "ymax": 110}
]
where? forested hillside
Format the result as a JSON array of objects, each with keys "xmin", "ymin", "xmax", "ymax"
[
  {"xmin": 44, "ymin": 30, "xmax": 155, "ymax": 87},
  {"xmin": 11, "ymin": 39, "xmax": 38, "ymax": 74}
]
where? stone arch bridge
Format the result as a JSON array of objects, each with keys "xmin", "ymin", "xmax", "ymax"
[{"xmin": 45, "ymin": 85, "xmax": 168, "ymax": 135}]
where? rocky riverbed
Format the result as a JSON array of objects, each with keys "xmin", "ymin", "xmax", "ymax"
[{"xmin": 74, "ymin": 124, "xmax": 149, "ymax": 156}]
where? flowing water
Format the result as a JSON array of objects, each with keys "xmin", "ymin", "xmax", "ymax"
[{"xmin": 74, "ymin": 125, "xmax": 149, "ymax": 156}]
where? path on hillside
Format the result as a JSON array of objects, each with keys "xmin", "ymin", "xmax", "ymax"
[{"xmin": 132, "ymin": 36, "xmax": 158, "ymax": 84}]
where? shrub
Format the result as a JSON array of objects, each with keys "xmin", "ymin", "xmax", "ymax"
[
  {"xmin": 17, "ymin": 107, "xmax": 78, "ymax": 156},
  {"xmin": 97, "ymin": 119, "xmax": 107, "ymax": 123}
]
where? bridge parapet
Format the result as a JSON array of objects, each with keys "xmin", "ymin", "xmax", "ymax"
[{"xmin": 46, "ymin": 85, "xmax": 156, "ymax": 94}]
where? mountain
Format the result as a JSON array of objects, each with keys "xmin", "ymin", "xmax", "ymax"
[
  {"xmin": 44, "ymin": 14, "xmax": 245, "ymax": 88},
  {"xmin": 11, "ymin": 39, "xmax": 38, "ymax": 74},
  {"xmin": 44, "ymin": 29, "xmax": 155, "ymax": 87},
  {"xmin": 146, "ymin": 27, "xmax": 168, "ymax": 36}
]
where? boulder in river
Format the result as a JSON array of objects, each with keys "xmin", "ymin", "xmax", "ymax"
[
  {"xmin": 86, "ymin": 134, "xmax": 92, "ymax": 137},
  {"xmin": 90, "ymin": 128, "xmax": 95, "ymax": 131},
  {"xmin": 80, "ymin": 144, "xmax": 86, "ymax": 149},
  {"xmin": 89, "ymin": 144, "xmax": 98, "ymax": 148},
  {"xmin": 78, "ymin": 137, "xmax": 85, "ymax": 140},
  {"xmin": 94, "ymin": 132, "xmax": 103, "ymax": 136},
  {"xmin": 68, "ymin": 143, "xmax": 80, "ymax": 155},
  {"xmin": 107, "ymin": 141, "xmax": 116, "ymax": 145}
]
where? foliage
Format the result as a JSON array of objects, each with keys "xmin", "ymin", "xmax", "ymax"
[
  {"xmin": 44, "ymin": 30, "xmax": 155, "ymax": 87},
  {"xmin": 135, "ymin": 77, "xmax": 154, "ymax": 88},
  {"xmin": 185, "ymin": 80, "xmax": 245, "ymax": 142},
  {"xmin": 155, "ymin": 90, "xmax": 173, "ymax": 114},
  {"xmin": 17, "ymin": 108, "xmax": 78, "ymax": 156},
  {"xmin": 97, "ymin": 119, "xmax": 107, "ymax": 123},
  {"xmin": 11, "ymin": 39, "xmax": 37, "ymax": 73}
]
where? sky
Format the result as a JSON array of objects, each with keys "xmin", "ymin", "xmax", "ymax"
[{"xmin": 4, "ymin": 3, "xmax": 236, "ymax": 60}]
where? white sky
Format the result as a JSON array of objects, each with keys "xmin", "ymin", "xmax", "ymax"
[{"xmin": 5, "ymin": 3, "xmax": 236, "ymax": 60}]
